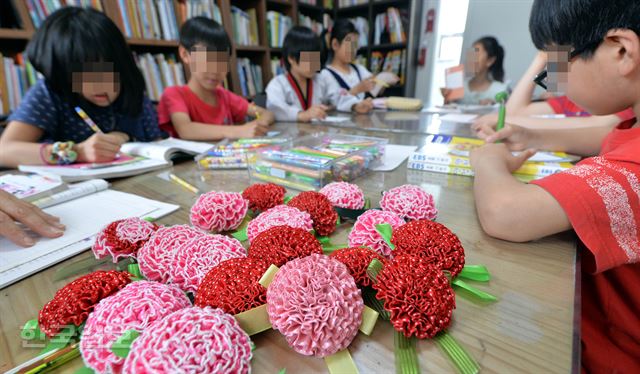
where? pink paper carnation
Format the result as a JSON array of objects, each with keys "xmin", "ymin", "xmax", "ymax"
[
  {"xmin": 80, "ymin": 281, "xmax": 191, "ymax": 373},
  {"xmin": 319, "ymin": 182, "xmax": 365, "ymax": 209},
  {"xmin": 137, "ymin": 225, "xmax": 204, "ymax": 283},
  {"xmin": 123, "ymin": 307, "xmax": 252, "ymax": 374},
  {"xmin": 380, "ymin": 184, "xmax": 438, "ymax": 221},
  {"xmin": 267, "ymin": 254, "xmax": 363, "ymax": 358},
  {"xmin": 348, "ymin": 210, "xmax": 405, "ymax": 258},
  {"xmin": 170, "ymin": 234, "xmax": 247, "ymax": 293},
  {"xmin": 246, "ymin": 205, "xmax": 313, "ymax": 242},
  {"xmin": 92, "ymin": 218, "xmax": 158, "ymax": 262},
  {"xmin": 190, "ymin": 191, "xmax": 248, "ymax": 232}
]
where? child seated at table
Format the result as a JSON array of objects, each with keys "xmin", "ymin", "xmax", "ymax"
[
  {"xmin": 470, "ymin": 0, "xmax": 640, "ymax": 371},
  {"xmin": 158, "ymin": 17, "xmax": 275, "ymax": 140},
  {"xmin": 265, "ymin": 26, "xmax": 373, "ymax": 122}
]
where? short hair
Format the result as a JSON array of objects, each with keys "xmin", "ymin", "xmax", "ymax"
[
  {"xmin": 530, "ymin": 0, "xmax": 640, "ymax": 59},
  {"xmin": 179, "ymin": 16, "xmax": 231, "ymax": 52},
  {"xmin": 282, "ymin": 26, "xmax": 323, "ymax": 71},
  {"xmin": 26, "ymin": 7, "xmax": 144, "ymax": 117}
]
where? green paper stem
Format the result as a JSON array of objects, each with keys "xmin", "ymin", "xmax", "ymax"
[
  {"xmin": 284, "ymin": 196, "xmax": 292, "ymax": 203},
  {"xmin": 394, "ymin": 331, "xmax": 419, "ymax": 374},
  {"xmin": 317, "ymin": 236, "xmax": 332, "ymax": 244},
  {"xmin": 375, "ymin": 223, "xmax": 395, "ymax": 250},
  {"xmin": 336, "ymin": 216, "xmax": 341, "ymax": 226},
  {"xmin": 366, "ymin": 258, "xmax": 384, "ymax": 282},
  {"xmin": 365, "ymin": 197, "xmax": 371, "ymax": 209},
  {"xmin": 232, "ymin": 227, "xmax": 248, "ymax": 242},
  {"xmin": 111, "ymin": 329, "xmax": 141, "ymax": 359},
  {"xmin": 362, "ymin": 287, "xmax": 390, "ymax": 320},
  {"xmin": 458, "ymin": 265, "xmax": 491, "ymax": 282},
  {"xmin": 322, "ymin": 244, "xmax": 348, "ymax": 255},
  {"xmin": 278, "ymin": 369, "xmax": 286, "ymax": 374},
  {"xmin": 143, "ymin": 216, "xmax": 156, "ymax": 222},
  {"xmin": 435, "ymin": 332, "xmax": 480, "ymax": 374},
  {"xmin": 40, "ymin": 325, "xmax": 76, "ymax": 354},
  {"xmin": 451, "ymin": 279, "xmax": 498, "ymax": 302},
  {"xmin": 127, "ymin": 264, "xmax": 142, "ymax": 279}
]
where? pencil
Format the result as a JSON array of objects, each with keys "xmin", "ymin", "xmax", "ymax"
[
  {"xmin": 74, "ymin": 107, "xmax": 102, "ymax": 133},
  {"xmin": 169, "ymin": 173, "xmax": 200, "ymax": 194}
]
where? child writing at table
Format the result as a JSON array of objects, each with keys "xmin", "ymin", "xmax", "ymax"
[
  {"xmin": 158, "ymin": 17, "xmax": 275, "ymax": 140},
  {"xmin": 470, "ymin": 0, "xmax": 640, "ymax": 371},
  {"xmin": 0, "ymin": 7, "xmax": 164, "ymax": 168},
  {"xmin": 266, "ymin": 26, "xmax": 373, "ymax": 122}
]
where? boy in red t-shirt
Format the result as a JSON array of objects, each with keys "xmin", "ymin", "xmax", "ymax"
[
  {"xmin": 158, "ymin": 17, "xmax": 275, "ymax": 140},
  {"xmin": 470, "ymin": 0, "xmax": 640, "ymax": 371}
]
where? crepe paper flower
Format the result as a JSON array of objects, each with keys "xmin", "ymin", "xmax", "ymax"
[
  {"xmin": 287, "ymin": 191, "xmax": 339, "ymax": 236},
  {"xmin": 38, "ymin": 270, "xmax": 131, "ymax": 338},
  {"xmin": 80, "ymin": 281, "xmax": 191, "ymax": 373},
  {"xmin": 319, "ymin": 182, "xmax": 366, "ymax": 210},
  {"xmin": 92, "ymin": 218, "xmax": 159, "ymax": 262},
  {"xmin": 137, "ymin": 225, "xmax": 205, "ymax": 283},
  {"xmin": 391, "ymin": 220, "xmax": 465, "ymax": 277},
  {"xmin": 380, "ymin": 184, "xmax": 438, "ymax": 221},
  {"xmin": 329, "ymin": 247, "xmax": 387, "ymax": 287},
  {"xmin": 348, "ymin": 210, "xmax": 405, "ymax": 258},
  {"xmin": 242, "ymin": 183, "xmax": 287, "ymax": 212},
  {"xmin": 123, "ymin": 307, "xmax": 252, "ymax": 374},
  {"xmin": 267, "ymin": 254, "xmax": 363, "ymax": 357},
  {"xmin": 248, "ymin": 226, "xmax": 323, "ymax": 267},
  {"xmin": 190, "ymin": 191, "xmax": 249, "ymax": 232},
  {"xmin": 195, "ymin": 257, "xmax": 269, "ymax": 315},
  {"xmin": 170, "ymin": 234, "xmax": 247, "ymax": 293},
  {"xmin": 246, "ymin": 205, "xmax": 313, "ymax": 242}
]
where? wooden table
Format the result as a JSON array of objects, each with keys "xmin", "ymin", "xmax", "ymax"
[{"xmin": 0, "ymin": 112, "xmax": 578, "ymax": 373}]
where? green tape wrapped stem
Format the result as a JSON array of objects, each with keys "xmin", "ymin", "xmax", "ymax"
[
  {"xmin": 451, "ymin": 279, "xmax": 498, "ymax": 302},
  {"xmin": 435, "ymin": 332, "xmax": 480, "ymax": 374},
  {"xmin": 394, "ymin": 331, "xmax": 420, "ymax": 374}
]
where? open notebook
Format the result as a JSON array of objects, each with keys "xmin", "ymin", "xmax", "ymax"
[
  {"xmin": 0, "ymin": 186, "xmax": 179, "ymax": 288},
  {"xmin": 18, "ymin": 138, "xmax": 214, "ymax": 182}
]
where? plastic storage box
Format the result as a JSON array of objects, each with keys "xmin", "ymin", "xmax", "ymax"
[{"xmin": 196, "ymin": 138, "xmax": 292, "ymax": 170}]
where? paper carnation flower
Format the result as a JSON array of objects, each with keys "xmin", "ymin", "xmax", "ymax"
[
  {"xmin": 170, "ymin": 234, "xmax": 247, "ymax": 293},
  {"xmin": 380, "ymin": 184, "xmax": 438, "ymax": 221},
  {"xmin": 195, "ymin": 257, "xmax": 269, "ymax": 315},
  {"xmin": 348, "ymin": 210, "xmax": 405, "ymax": 258},
  {"xmin": 137, "ymin": 225, "xmax": 204, "ymax": 283},
  {"xmin": 319, "ymin": 182, "xmax": 365, "ymax": 210},
  {"xmin": 267, "ymin": 254, "xmax": 363, "ymax": 357},
  {"xmin": 242, "ymin": 183, "xmax": 286, "ymax": 212},
  {"xmin": 329, "ymin": 246, "xmax": 386, "ymax": 287},
  {"xmin": 248, "ymin": 225, "xmax": 323, "ymax": 267},
  {"xmin": 123, "ymin": 307, "xmax": 252, "ymax": 374},
  {"xmin": 392, "ymin": 220, "xmax": 465, "ymax": 277},
  {"xmin": 287, "ymin": 191, "xmax": 338, "ymax": 236},
  {"xmin": 92, "ymin": 218, "xmax": 159, "ymax": 262},
  {"xmin": 246, "ymin": 205, "xmax": 313, "ymax": 242},
  {"xmin": 190, "ymin": 191, "xmax": 248, "ymax": 232},
  {"xmin": 80, "ymin": 281, "xmax": 191, "ymax": 373},
  {"xmin": 38, "ymin": 270, "xmax": 131, "ymax": 337},
  {"xmin": 373, "ymin": 254, "xmax": 455, "ymax": 339}
]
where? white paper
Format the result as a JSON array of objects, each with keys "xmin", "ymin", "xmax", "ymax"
[
  {"xmin": 445, "ymin": 70, "xmax": 464, "ymax": 89},
  {"xmin": 371, "ymin": 144, "xmax": 418, "ymax": 171},
  {"xmin": 312, "ymin": 116, "xmax": 351, "ymax": 123},
  {"xmin": 438, "ymin": 113, "xmax": 478, "ymax": 123}
]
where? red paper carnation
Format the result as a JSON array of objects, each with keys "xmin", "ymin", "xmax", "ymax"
[
  {"xmin": 190, "ymin": 191, "xmax": 248, "ymax": 232},
  {"xmin": 242, "ymin": 183, "xmax": 286, "ymax": 212},
  {"xmin": 287, "ymin": 191, "xmax": 338, "ymax": 236},
  {"xmin": 248, "ymin": 226, "xmax": 323, "ymax": 267},
  {"xmin": 195, "ymin": 257, "xmax": 269, "ymax": 315},
  {"xmin": 92, "ymin": 218, "xmax": 159, "ymax": 262},
  {"xmin": 38, "ymin": 270, "xmax": 131, "ymax": 337},
  {"xmin": 380, "ymin": 184, "xmax": 438, "ymax": 221},
  {"xmin": 391, "ymin": 220, "xmax": 465, "ymax": 277},
  {"xmin": 319, "ymin": 182, "xmax": 365, "ymax": 209},
  {"xmin": 329, "ymin": 247, "xmax": 386, "ymax": 287},
  {"xmin": 373, "ymin": 254, "xmax": 455, "ymax": 339}
]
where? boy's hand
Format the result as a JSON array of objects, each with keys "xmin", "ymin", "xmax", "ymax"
[
  {"xmin": 298, "ymin": 105, "xmax": 329, "ymax": 122},
  {"xmin": 470, "ymin": 143, "xmax": 538, "ymax": 173},
  {"xmin": 353, "ymin": 98, "xmax": 373, "ymax": 114},
  {"xmin": 232, "ymin": 121, "xmax": 268, "ymax": 138},
  {"xmin": 352, "ymin": 78, "xmax": 376, "ymax": 95},
  {"xmin": 472, "ymin": 113, "xmax": 500, "ymax": 129},
  {"xmin": 473, "ymin": 123, "xmax": 534, "ymax": 151},
  {"xmin": 75, "ymin": 133, "xmax": 127, "ymax": 163}
]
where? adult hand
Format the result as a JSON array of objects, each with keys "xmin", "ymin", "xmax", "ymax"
[{"xmin": 0, "ymin": 190, "xmax": 65, "ymax": 247}]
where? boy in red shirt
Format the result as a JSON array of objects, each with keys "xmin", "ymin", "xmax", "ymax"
[
  {"xmin": 470, "ymin": 0, "xmax": 640, "ymax": 371},
  {"xmin": 158, "ymin": 17, "xmax": 275, "ymax": 140}
]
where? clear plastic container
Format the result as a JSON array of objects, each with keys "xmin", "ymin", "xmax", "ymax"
[{"xmin": 196, "ymin": 137, "xmax": 292, "ymax": 170}]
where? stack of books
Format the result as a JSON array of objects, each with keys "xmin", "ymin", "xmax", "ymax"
[
  {"xmin": 177, "ymin": 0, "xmax": 222, "ymax": 25},
  {"xmin": 374, "ymin": 7, "xmax": 406, "ymax": 44},
  {"xmin": 266, "ymin": 11, "xmax": 293, "ymax": 48},
  {"xmin": 351, "ymin": 17, "xmax": 369, "ymax": 48},
  {"xmin": 114, "ymin": 0, "xmax": 179, "ymax": 40},
  {"xmin": 135, "ymin": 53, "xmax": 186, "ymax": 101},
  {"xmin": 271, "ymin": 58, "xmax": 285, "ymax": 78},
  {"xmin": 337, "ymin": 0, "xmax": 367, "ymax": 7},
  {"xmin": 231, "ymin": 6, "xmax": 259, "ymax": 46},
  {"xmin": 298, "ymin": 13, "xmax": 324, "ymax": 35},
  {"xmin": 25, "ymin": 0, "xmax": 103, "ymax": 28},
  {"xmin": 237, "ymin": 58, "xmax": 264, "ymax": 98},
  {"xmin": 371, "ymin": 50, "xmax": 406, "ymax": 84},
  {"xmin": 0, "ymin": 53, "xmax": 41, "ymax": 116}
]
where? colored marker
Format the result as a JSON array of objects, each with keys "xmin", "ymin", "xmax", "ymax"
[
  {"xmin": 495, "ymin": 91, "xmax": 508, "ymax": 133},
  {"xmin": 169, "ymin": 173, "xmax": 200, "ymax": 194}
]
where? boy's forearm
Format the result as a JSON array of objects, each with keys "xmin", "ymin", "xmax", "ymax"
[{"xmin": 528, "ymin": 125, "xmax": 612, "ymax": 156}]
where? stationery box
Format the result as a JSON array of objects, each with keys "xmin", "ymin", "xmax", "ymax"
[
  {"xmin": 195, "ymin": 137, "xmax": 292, "ymax": 170},
  {"xmin": 248, "ymin": 133, "xmax": 387, "ymax": 191}
]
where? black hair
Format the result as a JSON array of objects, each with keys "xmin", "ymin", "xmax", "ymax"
[
  {"xmin": 474, "ymin": 36, "xmax": 505, "ymax": 82},
  {"xmin": 26, "ymin": 7, "xmax": 144, "ymax": 117},
  {"xmin": 179, "ymin": 16, "xmax": 231, "ymax": 52},
  {"xmin": 282, "ymin": 26, "xmax": 323, "ymax": 71},
  {"xmin": 324, "ymin": 19, "xmax": 358, "ymax": 62},
  {"xmin": 530, "ymin": 0, "xmax": 640, "ymax": 59}
]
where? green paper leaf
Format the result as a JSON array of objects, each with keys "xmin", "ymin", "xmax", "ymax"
[
  {"xmin": 458, "ymin": 265, "xmax": 491, "ymax": 282},
  {"xmin": 232, "ymin": 227, "xmax": 248, "ymax": 242},
  {"xmin": 435, "ymin": 332, "xmax": 480, "ymax": 374},
  {"xmin": 375, "ymin": 223, "xmax": 395, "ymax": 250},
  {"xmin": 317, "ymin": 236, "xmax": 332, "ymax": 244},
  {"xmin": 278, "ymin": 369, "xmax": 286, "ymax": 374},
  {"xmin": 366, "ymin": 258, "xmax": 384, "ymax": 282},
  {"xmin": 451, "ymin": 279, "xmax": 498, "ymax": 302},
  {"xmin": 21, "ymin": 319, "xmax": 43, "ymax": 341},
  {"xmin": 322, "ymin": 244, "xmax": 348, "ymax": 255},
  {"xmin": 143, "ymin": 216, "xmax": 156, "ymax": 222},
  {"xmin": 75, "ymin": 366, "xmax": 95, "ymax": 374},
  {"xmin": 40, "ymin": 325, "xmax": 76, "ymax": 354},
  {"xmin": 250, "ymin": 341, "xmax": 256, "ymax": 352},
  {"xmin": 111, "ymin": 329, "xmax": 141, "ymax": 358},
  {"xmin": 394, "ymin": 331, "xmax": 420, "ymax": 374},
  {"xmin": 284, "ymin": 196, "xmax": 292, "ymax": 204},
  {"xmin": 127, "ymin": 264, "xmax": 142, "ymax": 279}
]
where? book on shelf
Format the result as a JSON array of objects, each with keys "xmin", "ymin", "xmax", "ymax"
[
  {"xmin": 350, "ymin": 17, "xmax": 369, "ymax": 47},
  {"xmin": 237, "ymin": 58, "xmax": 263, "ymax": 97},
  {"xmin": 407, "ymin": 134, "xmax": 578, "ymax": 180},
  {"xmin": 135, "ymin": 53, "xmax": 186, "ymax": 101},
  {"xmin": 115, "ymin": 0, "xmax": 178, "ymax": 40},
  {"xmin": 374, "ymin": 7, "xmax": 406, "ymax": 45},
  {"xmin": 0, "ymin": 53, "xmax": 42, "ymax": 116},
  {"xmin": 231, "ymin": 6, "xmax": 259, "ymax": 46},
  {"xmin": 25, "ymin": 0, "xmax": 103, "ymax": 28},
  {"xmin": 177, "ymin": 0, "xmax": 222, "ymax": 25},
  {"xmin": 371, "ymin": 49, "xmax": 406, "ymax": 84},
  {"xmin": 266, "ymin": 11, "xmax": 293, "ymax": 48},
  {"xmin": 271, "ymin": 58, "xmax": 285, "ymax": 78},
  {"xmin": 298, "ymin": 13, "xmax": 323, "ymax": 35},
  {"xmin": 338, "ymin": 0, "xmax": 367, "ymax": 7}
]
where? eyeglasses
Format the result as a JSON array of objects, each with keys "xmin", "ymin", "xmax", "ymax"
[{"xmin": 533, "ymin": 43, "xmax": 598, "ymax": 90}]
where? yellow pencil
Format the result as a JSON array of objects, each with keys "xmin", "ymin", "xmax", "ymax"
[{"xmin": 169, "ymin": 173, "xmax": 200, "ymax": 194}]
